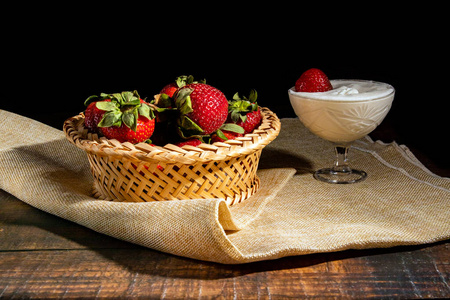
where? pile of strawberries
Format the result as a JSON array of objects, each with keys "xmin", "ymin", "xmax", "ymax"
[{"xmin": 83, "ymin": 75, "xmax": 262, "ymax": 147}]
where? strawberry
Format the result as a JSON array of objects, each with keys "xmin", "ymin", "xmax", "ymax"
[
  {"xmin": 174, "ymin": 138, "xmax": 202, "ymax": 147},
  {"xmin": 159, "ymin": 83, "xmax": 179, "ymax": 98},
  {"xmin": 100, "ymin": 115, "xmax": 155, "ymax": 144},
  {"xmin": 295, "ymin": 68, "xmax": 333, "ymax": 92},
  {"xmin": 84, "ymin": 99, "xmax": 111, "ymax": 132},
  {"xmin": 85, "ymin": 91, "xmax": 156, "ymax": 144},
  {"xmin": 211, "ymin": 130, "xmax": 243, "ymax": 143},
  {"xmin": 174, "ymin": 83, "xmax": 228, "ymax": 137},
  {"xmin": 236, "ymin": 109, "xmax": 262, "ymax": 134},
  {"xmin": 228, "ymin": 90, "xmax": 262, "ymax": 134}
]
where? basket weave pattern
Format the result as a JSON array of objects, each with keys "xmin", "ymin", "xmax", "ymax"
[{"xmin": 64, "ymin": 107, "xmax": 280, "ymax": 205}]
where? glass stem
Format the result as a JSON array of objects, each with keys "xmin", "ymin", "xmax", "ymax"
[{"xmin": 332, "ymin": 145, "xmax": 352, "ymax": 173}]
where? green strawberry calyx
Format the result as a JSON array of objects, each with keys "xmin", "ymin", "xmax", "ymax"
[
  {"xmin": 175, "ymin": 75, "xmax": 205, "ymax": 88},
  {"xmin": 85, "ymin": 90, "xmax": 155, "ymax": 132},
  {"xmin": 228, "ymin": 89, "xmax": 258, "ymax": 123},
  {"xmin": 173, "ymin": 87, "xmax": 205, "ymax": 139}
]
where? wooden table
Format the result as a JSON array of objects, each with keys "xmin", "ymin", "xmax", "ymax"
[{"xmin": 1, "ymin": 122, "xmax": 449, "ymax": 299}]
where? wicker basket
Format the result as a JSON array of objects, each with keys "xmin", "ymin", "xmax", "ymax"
[{"xmin": 63, "ymin": 107, "xmax": 280, "ymax": 205}]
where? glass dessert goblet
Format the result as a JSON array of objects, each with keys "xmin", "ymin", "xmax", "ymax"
[{"xmin": 289, "ymin": 80, "xmax": 395, "ymax": 184}]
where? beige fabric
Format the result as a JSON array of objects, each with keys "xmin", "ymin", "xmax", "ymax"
[{"xmin": 0, "ymin": 109, "xmax": 449, "ymax": 264}]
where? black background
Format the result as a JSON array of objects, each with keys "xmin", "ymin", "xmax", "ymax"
[{"xmin": 2, "ymin": 5, "xmax": 448, "ymax": 169}]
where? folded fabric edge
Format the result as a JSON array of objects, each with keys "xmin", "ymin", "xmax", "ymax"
[
  {"xmin": 68, "ymin": 168, "xmax": 296, "ymax": 264},
  {"xmin": 226, "ymin": 168, "xmax": 298, "ymax": 230},
  {"xmin": 200, "ymin": 168, "xmax": 296, "ymax": 264}
]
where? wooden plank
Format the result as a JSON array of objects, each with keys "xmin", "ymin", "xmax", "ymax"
[
  {"xmin": 1, "ymin": 187, "xmax": 449, "ymax": 299},
  {"xmin": 0, "ymin": 190, "xmax": 136, "ymax": 251},
  {"xmin": 0, "ymin": 244, "xmax": 449, "ymax": 299}
]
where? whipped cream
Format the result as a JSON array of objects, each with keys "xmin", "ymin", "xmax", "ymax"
[{"xmin": 289, "ymin": 79, "xmax": 394, "ymax": 101}]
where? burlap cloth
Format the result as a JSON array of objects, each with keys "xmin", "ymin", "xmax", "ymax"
[{"xmin": 1, "ymin": 109, "xmax": 449, "ymax": 264}]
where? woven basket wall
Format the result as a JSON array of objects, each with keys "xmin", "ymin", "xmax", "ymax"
[{"xmin": 63, "ymin": 107, "xmax": 280, "ymax": 206}]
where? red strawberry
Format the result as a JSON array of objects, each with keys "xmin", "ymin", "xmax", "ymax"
[
  {"xmin": 100, "ymin": 115, "xmax": 155, "ymax": 144},
  {"xmin": 84, "ymin": 99, "xmax": 111, "ymax": 132},
  {"xmin": 236, "ymin": 108, "xmax": 262, "ymax": 134},
  {"xmin": 295, "ymin": 68, "xmax": 333, "ymax": 92},
  {"xmin": 174, "ymin": 138, "xmax": 202, "ymax": 147},
  {"xmin": 174, "ymin": 83, "xmax": 228, "ymax": 136},
  {"xmin": 86, "ymin": 91, "xmax": 156, "ymax": 144},
  {"xmin": 159, "ymin": 83, "xmax": 178, "ymax": 98},
  {"xmin": 211, "ymin": 130, "xmax": 243, "ymax": 143},
  {"xmin": 228, "ymin": 90, "xmax": 262, "ymax": 134}
]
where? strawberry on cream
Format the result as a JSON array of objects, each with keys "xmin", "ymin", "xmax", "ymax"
[
  {"xmin": 290, "ymin": 80, "xmax": 394, "ymax": 101},
  {"xmin": 288, "ymin": 79, "xmax": 395, "ymax": 143}
]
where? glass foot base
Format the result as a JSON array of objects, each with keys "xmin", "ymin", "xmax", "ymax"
[{"xmin": 314, "ymin": 168, "xmax": 367, "ymax": 184}]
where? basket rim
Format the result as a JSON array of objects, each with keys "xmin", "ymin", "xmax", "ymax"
[{"xmin": 63, "ymin": 107, "xmax": 280, "ymax": 165}]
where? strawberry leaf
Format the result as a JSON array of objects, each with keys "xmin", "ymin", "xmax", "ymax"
[
  {"xmin": 220, "ymin": 123, "xmax": 245, "ymax": 134},
  {"xmin": 228, "ymin": 99, "xmax": 252, "ymax": 112},
  {"xmin": 156, "ymin": 94, "xmax": 173, "ymax": 108},
  {"xmin": 122, "ymin": 91, "xmax": 140, "ymax": 105},
  {"xmin": 98, "ymin": 110, "xmax": 122, "ymax": 128},
  {"xmin": 176, "ymin": 75, "xmax": 193, "ymax": 88},
  {"xmin": 122, "ymin": 110, "xmax": 137, "ymax": 132},
  {"xmin": 110, "ymin": 91, "xmax": 140, "ymax": 106},
  {"xmin": 230, "ymin": 110, "xmax": 247, "ymax": 123},
  {"xmin": 109, "ymin": 93, "xmax": 124, "ymax": 105},
  {"xmin": 248, "ymin": 89, "xmax": 258, "ymax": 103},
  {"xmin": 95, "ymin": 101, "xmax": 118, "ymax": 111},
  {"xmin": 84, "ymin": 95, "xmax": 99, "ymax": 106},
  {"xmin": 175, "ymin": 88, "xmax": 194, "ymax": 115},
  {"xmin": 215, "ymin": 129, "xmax": 228, "ymax": 141},
  {"xmin": 230, "ymin": 90, "xmax": 258, "ymax": 107},
  {"xmin": 178, "ymin": 115, "xmax": 203, "ymax": 134},
  {"xmin": 84, "ymin": 92, "xmax": 114, "ymax": 107},
  {"xmin": 176, "ymin": 114, "xmax": 206, "ymax": 140},
  {"xmin": 176, "ymin": 127, "xmax": 207, "ymax": 141},
  {"xmin": 138, "ymin": 103, "xmax": 152, "ymax": 120},
  {"xmin": 175, "ymin": 75, "xmax": 205, "ymax": 87},
  {"xmin": 228, "ymin": 90, "xmax": 259, "ymax": 123},
  {"xmin": 179, "ymin": 96, "xmax": 193, "ymax": 115}
]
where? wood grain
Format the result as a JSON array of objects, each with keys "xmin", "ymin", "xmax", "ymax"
[{"xmin": 1, "ymin": 189, "xmax": 449, "ymax": 299}]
